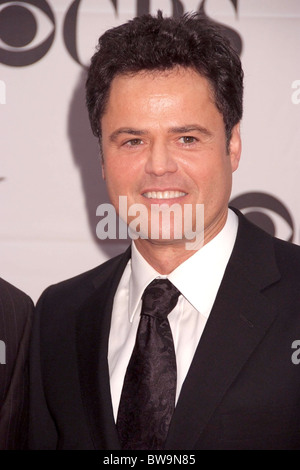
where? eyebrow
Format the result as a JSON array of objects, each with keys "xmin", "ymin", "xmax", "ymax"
[
  {"xmin": 109, "ymin": 128, "xmax": 149, "ymax": 142},
  {"xmin": 168, "ymin": 125, "xmax": 212, "ymax": 137},
  {"xmin": 108, "ymin": 124, "xmax": 212, "ymax": 142}
]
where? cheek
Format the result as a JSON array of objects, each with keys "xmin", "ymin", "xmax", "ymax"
[
  {"xmin": 186, "ymin": 152, "xmax": 232, "ymax": 197},
  {"xmin": 208, "ymin": 158, "xmax": 233, "ymax": 204},
  {"xmin": 183, "ymin": 154, "xmax": 217, "ymax": 187},
  {"xmin": 103, "ymin": 148, "xmax": 145, "ymax": 184},
  {"xmin": 103, "ymin": 158, "xmax": 138, "ymax": 200}
]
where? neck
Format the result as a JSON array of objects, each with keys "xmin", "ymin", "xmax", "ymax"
[
  {"xmin": 134, "ymin": 208, "xmax": 228, "ymax": 274},
  {"xmin": 133, "ymin": 239, "xmax": 197, "ymax": 274}
]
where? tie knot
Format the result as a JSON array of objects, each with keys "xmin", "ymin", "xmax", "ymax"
[{"xmin": 141, "ymin": 278, "xmax": 180, "ymax": 320}]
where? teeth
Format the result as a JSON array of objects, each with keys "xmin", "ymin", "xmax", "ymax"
[{"xmin": 143, "ymin": 191, "xmax": 186, "ymax": 199}]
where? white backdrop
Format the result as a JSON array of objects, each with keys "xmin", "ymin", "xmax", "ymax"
[{"xmin": 1, "ymin": 0, "xmax": 300, "ymax": 302}]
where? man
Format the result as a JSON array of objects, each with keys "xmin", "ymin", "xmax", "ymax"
[
  {"xmin": 29, "ymin": 12, "xmax": 300, "ymax": 450},
  {"xmin": 0, "ymin": 277, "xmax": 33, "ymax": 449}
]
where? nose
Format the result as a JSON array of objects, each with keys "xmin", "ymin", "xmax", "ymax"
[{"xmin": 145, "ymin": 141, "xmax": 178, "ymax": 176}]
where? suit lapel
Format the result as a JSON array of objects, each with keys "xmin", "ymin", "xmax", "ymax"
[
  {"xmin": 76, "ymin": 247, "xmax": 131, "ymax": 450},
  {"xmin": 166, "ymin": 213, "xmax": 281, "ymax": 450}
]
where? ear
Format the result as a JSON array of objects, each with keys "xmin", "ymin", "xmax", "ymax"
[
  {"xmin": 229, "ymin": 123, "xmax": 242, "ymax": 173},
  {"xmin": 101, "ymin": 161, "xmax": 106, "ymax": 180},
  {"xmin": 100, "ymin": 143, "xmax": 106, "ymax": 180}
]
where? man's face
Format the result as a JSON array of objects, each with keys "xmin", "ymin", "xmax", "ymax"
[{"xmin": 101, "ymin": 67, "xmax": 241, "ymax": 248}]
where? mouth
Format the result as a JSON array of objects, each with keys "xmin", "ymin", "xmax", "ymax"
[{"xmin": 142, "ymin": 190, "xmax": 187, "ymax": 200}]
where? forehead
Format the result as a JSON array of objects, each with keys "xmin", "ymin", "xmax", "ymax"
[
  {"xmin": 102, "ymin": 67, "xmax": 217, "ymax": 122},
  {"xmin": 110, "ymin": 67, "xmax": 210, "ymax": 90}
]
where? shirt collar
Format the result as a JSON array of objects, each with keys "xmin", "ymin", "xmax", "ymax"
[
  {"xmin": 129, "ymin": 243, "xmax": 163, "ymax": 321},
  {"xmin": 129, "ymin": 208, "xmax": 238, "ymax": 321}
]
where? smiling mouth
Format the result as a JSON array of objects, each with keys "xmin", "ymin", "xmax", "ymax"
[{"xmin": 142, "ymin": 190, "xmax": 187, "ymax": 199}]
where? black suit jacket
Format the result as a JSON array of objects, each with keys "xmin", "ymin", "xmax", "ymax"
[
  {"xmin": 29, "ymin": 211, "xmax": 300, "ymax": 450},
  {"xmin": 0, "ymin": 278, "xmax": 33, "ymax": 449}
]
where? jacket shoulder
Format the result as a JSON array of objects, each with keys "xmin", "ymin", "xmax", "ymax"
[
  {"xmin": 273, "ymin": 237, "xmax": 300, "ymax": 277},
  {"xmin": 0, "ymin": 277, "xmax": 34, "ymax": 325},
  {"xmin": 36, "ymin": 248, "xmax": 130, "ymax": 312},
  {"xmin": 0, "ymin": 277, "xmax": 33, "ymax": 305}
]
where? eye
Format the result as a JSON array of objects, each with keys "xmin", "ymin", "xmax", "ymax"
[
  {"xmin": 125, "ymin": 138, "xmax": 143, "ymax": 146},
  {"xmin": 179, "ymin": 136, "xmax": 197, "ymax": 145},
  {"xmin": 230, "ymin": 192, "xmax": 295, "ymax": 242},
  {"xmin": 0, "ymin": 1, "xmax": 55, "ymax": 67}
]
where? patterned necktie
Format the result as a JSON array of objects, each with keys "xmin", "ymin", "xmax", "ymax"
[{"xmin": 116, "ymin": 278, "xmax": 181, "ymax": 450}]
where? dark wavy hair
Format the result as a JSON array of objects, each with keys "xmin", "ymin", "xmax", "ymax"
[{"xmin": 86, "ymin": 11, "xmax": 243, "ymax": 146}]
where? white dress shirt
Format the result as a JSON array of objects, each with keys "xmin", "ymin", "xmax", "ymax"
[{"xmin": 108, "ymin": 209, "xmax": 238, "ymax": 421}]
